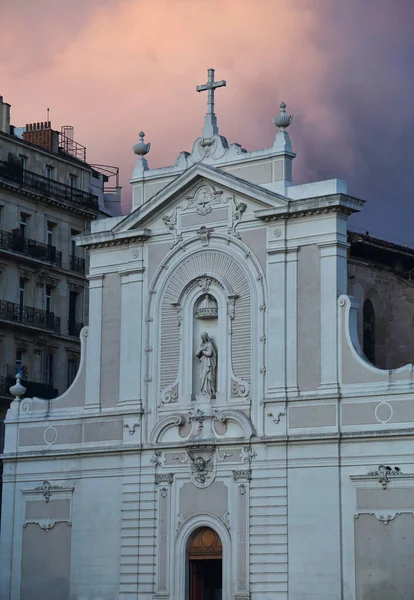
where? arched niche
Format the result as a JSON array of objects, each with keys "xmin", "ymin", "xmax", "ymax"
[
  {"xmin": 151, "ymin": 245, "xmax": 261, "ymax": 407},
  {"xmin": 144, "ymin": 236, "xmax": 267, "ymax": 439}
]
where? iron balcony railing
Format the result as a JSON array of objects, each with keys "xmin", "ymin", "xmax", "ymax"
[
  {"xmin": 70, "ymin": 254, "xmax": 85, "ymax": 274},
  {"xmin": 0, "ymin": 160, "xmax": 98, "ymax": 211},
  {"xmin": 1, "ymin": 373, "xmax": 58, "ymax": 400},
  {"xmin": 0, "ymin": 229, "xmax": 62, "ymax": 266},
  {"xmin": 0, "ymin": 300, "xmax": 60, "ymax": 333},
  {"xmin": 68, "ymin": 320, "xmax": 84, "ymax": 337}
]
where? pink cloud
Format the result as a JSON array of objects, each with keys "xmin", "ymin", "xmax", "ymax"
[{"xmin": 1, "ymin": 0, "xmax": 413, "ymax": 245}]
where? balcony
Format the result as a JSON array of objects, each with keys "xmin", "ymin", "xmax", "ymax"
[
  {"xmin": 0, "ymin": 300, "xmax": 60, "ymax": 333},
  {"xmin": 0, "ymin": 373, "xmax": 58, "ymax": 400},
  {"xmin": 70, "ymin": 255, "xmax": 85, "ymax": 274},
  {"xmin": 0, "ymin": 160, "xmax": 98, "ymax": 211},
  {"xmin": 0, "ymin": 229, "xmax": 62, "ymax": 266},
  {"xmin": 68, "ymin": 320, "xmax": 84, "ymax": 337}
]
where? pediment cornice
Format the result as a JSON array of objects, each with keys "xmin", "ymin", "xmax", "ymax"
[{"xmin": 113, "ymin": 164, "xmax": 289, "ymax": 235}]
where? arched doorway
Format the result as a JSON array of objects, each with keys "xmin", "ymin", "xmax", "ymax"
[{"xmin": 187, "ymin": 526, "xmax": 222, "ymax": 600}]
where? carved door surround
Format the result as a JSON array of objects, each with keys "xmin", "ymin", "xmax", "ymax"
[{"xmin": 173, "ymin": 515, "xmax": 233, "ymax": 600}]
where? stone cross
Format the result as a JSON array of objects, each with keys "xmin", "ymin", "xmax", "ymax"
[{"xmin": 196, "ymin": 68, "xmax": 226, "ymax": 138}]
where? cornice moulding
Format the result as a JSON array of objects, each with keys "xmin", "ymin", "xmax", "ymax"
[
  {"xmin": 77, "ymin": 228, "xmax": 151, "ymax": 249},
  {"xmin": 254, "ymin": 194, "xmax": 365, "ymax": 221}
]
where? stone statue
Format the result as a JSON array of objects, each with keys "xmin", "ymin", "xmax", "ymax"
[{"xmin": 196, "ymin": 332, "xmax": 217, "ymax": 396}]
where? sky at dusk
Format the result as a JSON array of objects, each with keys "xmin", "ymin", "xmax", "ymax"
[{"xmin": 1, "ymin": 0, "xmax": 413, "ymax": 245}]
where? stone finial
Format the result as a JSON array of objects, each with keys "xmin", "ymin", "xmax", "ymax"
[
  {"xmin": 133, "ymin": 131, "xmax": 151, "ymax": 157},
  {"xmin": 272, "ymin": 102, "xmax": 293, "ymax": 131},
  {"xmin": 272, "ymin": 102, "xmax": 293, "ymax": 153},
  {"xmin": 9, "ymin": 374, "xmax": 26, "ymax": 400}
]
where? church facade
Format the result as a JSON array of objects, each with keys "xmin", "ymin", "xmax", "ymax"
[{"xmin": 1, "ymin": 71, "xmax": 414, "ymax": 600}]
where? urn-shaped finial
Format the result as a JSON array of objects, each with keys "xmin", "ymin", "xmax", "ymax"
[
  {"xmin": 9, "ymin": 374, "xmax": 26, "ymax": 400},
  {"xmin": 133, "ymin": 131, "xmax": 151, "ymax": 157},
  {"xmin": 272, "ymin": 102, "xmax": 293, "ymax": 131}
]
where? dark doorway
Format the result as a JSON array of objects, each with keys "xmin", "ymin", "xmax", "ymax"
[{"xmin": 187, "ymin": 527, "xmax": 222, "ymax": 600}]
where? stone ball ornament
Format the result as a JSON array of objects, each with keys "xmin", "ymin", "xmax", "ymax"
[
  {"xmin": 272, "ymin": 101, "xmax": 293, "ymax": 130},
  {"xmin": 133, "ymin": 131, "xmax": 151, "ymax": 156}
]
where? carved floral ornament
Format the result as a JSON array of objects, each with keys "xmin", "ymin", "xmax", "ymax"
[
  {"xmin": 34, "ymin": 480, "xmax": 63, "ymax": 503},
  {"xmin": 366, "ymin": 464, "xmax": 403, "ymax": 490}
]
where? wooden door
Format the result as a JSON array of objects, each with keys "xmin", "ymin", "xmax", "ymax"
[{"xmin": 188, "ymin": 528, "xmax": 222, "ymax": 600}]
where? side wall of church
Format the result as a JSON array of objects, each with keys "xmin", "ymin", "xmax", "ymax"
[{"xmin": 348, "ymin": 260, "xmax": 414, "ymax": 369}]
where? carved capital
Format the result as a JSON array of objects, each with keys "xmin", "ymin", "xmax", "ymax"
[
  {"xmin": 233, "ymin": 470, "xmax": 252, "ymax": 482},
  {"xmin": 155, "ymin": 473, "xmax": 174, "ymax": 485}
]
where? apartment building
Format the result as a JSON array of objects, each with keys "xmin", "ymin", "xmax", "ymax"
[{"xmin": 0, "ymin": 95, "xmax": 122, "ymax": 434}]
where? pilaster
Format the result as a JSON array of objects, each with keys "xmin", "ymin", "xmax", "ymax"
[
  {"xmin": 118, "ymin": 267, "xmax": 145, "ymax": 407},
  {"xmin": 266, "ymin": 249, "xmax": 286, "ymax": 397},
  {"xmin": 286, "ymin": 247, "xmax": 299, "ymax": 396},
  {"xmin": 154, "ymin": 473, "xmax": 174, "ymax": 599},
  {"xmin": 318, "ymin": 241, "xmax": 348, "ymax": 393},
  {"xmin": 84, "ymin": 273, "xmax": 104, "ymax": 411},
  {"xmin": 233, "ymin": 470, "xmax": 251, "ymax": 598}
]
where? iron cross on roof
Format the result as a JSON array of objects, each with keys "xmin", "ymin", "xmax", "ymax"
[{"xmin": 196, "ymin": 69, "xmax": 226, "ymax": 138}]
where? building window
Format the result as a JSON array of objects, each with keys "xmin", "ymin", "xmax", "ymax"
[
  {"xmin": 45, "ymin": 285, "xmax": 52, "ymax": 313},
  {"xmin": 20, "ymin": 213, "xmax": 28, "ymax": 237},
  {"xmin": 45, "ymin": 165, "xmax": 54, "ymax": 180},
  {"xmin": 67, "ymin": 358, "xmax": 79, "ymax": 387},
  {"xmin": 68, "ymin": 291, "xmax": 78, "ymax": 335},
  {"xmin": 70, "ymin": 229, "xmax": 80, "ymax": 257},
  {"xmin": 19, "ymin": 155, "xmax": 27, "ymax": 170},
  {"xmin": 19, "ymin": 278, "xmax": 25, "ymax": 307},
  {"xmin": 46, "ymin": 221, "xmax": 54, "ymax": 246},
  {"xmin": 43, "ymin": 353, "xmax": 54, "ymax": 386},
  {"xmin": 69, "ymin": 174, "xmax": 77, "ymax": 189},
  {"xmin": 15, "ymin": 350, "xmax": 27, "ymax": 379},
  {"xmin": 363, "ymin": 299, "xmax": 376, "ymax": 364}
]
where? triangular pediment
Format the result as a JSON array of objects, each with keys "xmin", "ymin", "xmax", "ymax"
[{"xmin": 112, "ymin": 164, "xmax": 289, "ymax": 234}]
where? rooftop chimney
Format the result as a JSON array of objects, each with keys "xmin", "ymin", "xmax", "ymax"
[
  {"xmin": 23, "ymin": 121, "xmax": 59, "ymax": 152},
  {"xmin": 0, "ymin": 96, "xmax": 11, "ymax": 134}
]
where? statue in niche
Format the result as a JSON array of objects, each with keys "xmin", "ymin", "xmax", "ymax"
[{"xmin": 196, "ymin": 332, "xmax": 217, "ymax": 396}]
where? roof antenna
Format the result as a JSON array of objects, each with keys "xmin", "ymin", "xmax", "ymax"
[{"xmin": 47, "ymin": 108, "xmax": 50, "ymax": 124}]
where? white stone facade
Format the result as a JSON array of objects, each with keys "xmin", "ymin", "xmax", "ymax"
[{"xmin": 1, "ymin": 81, "xmax": 414, "ymax": 600}]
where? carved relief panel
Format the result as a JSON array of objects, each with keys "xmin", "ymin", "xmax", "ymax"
[{"xmin": 160, "ymin": 183, "xmax": 248, "ymax": 248}]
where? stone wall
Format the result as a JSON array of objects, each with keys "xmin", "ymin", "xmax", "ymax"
[{"xmin": 349, "ymin": 259, "xmax": 414, "ymax": 369}]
